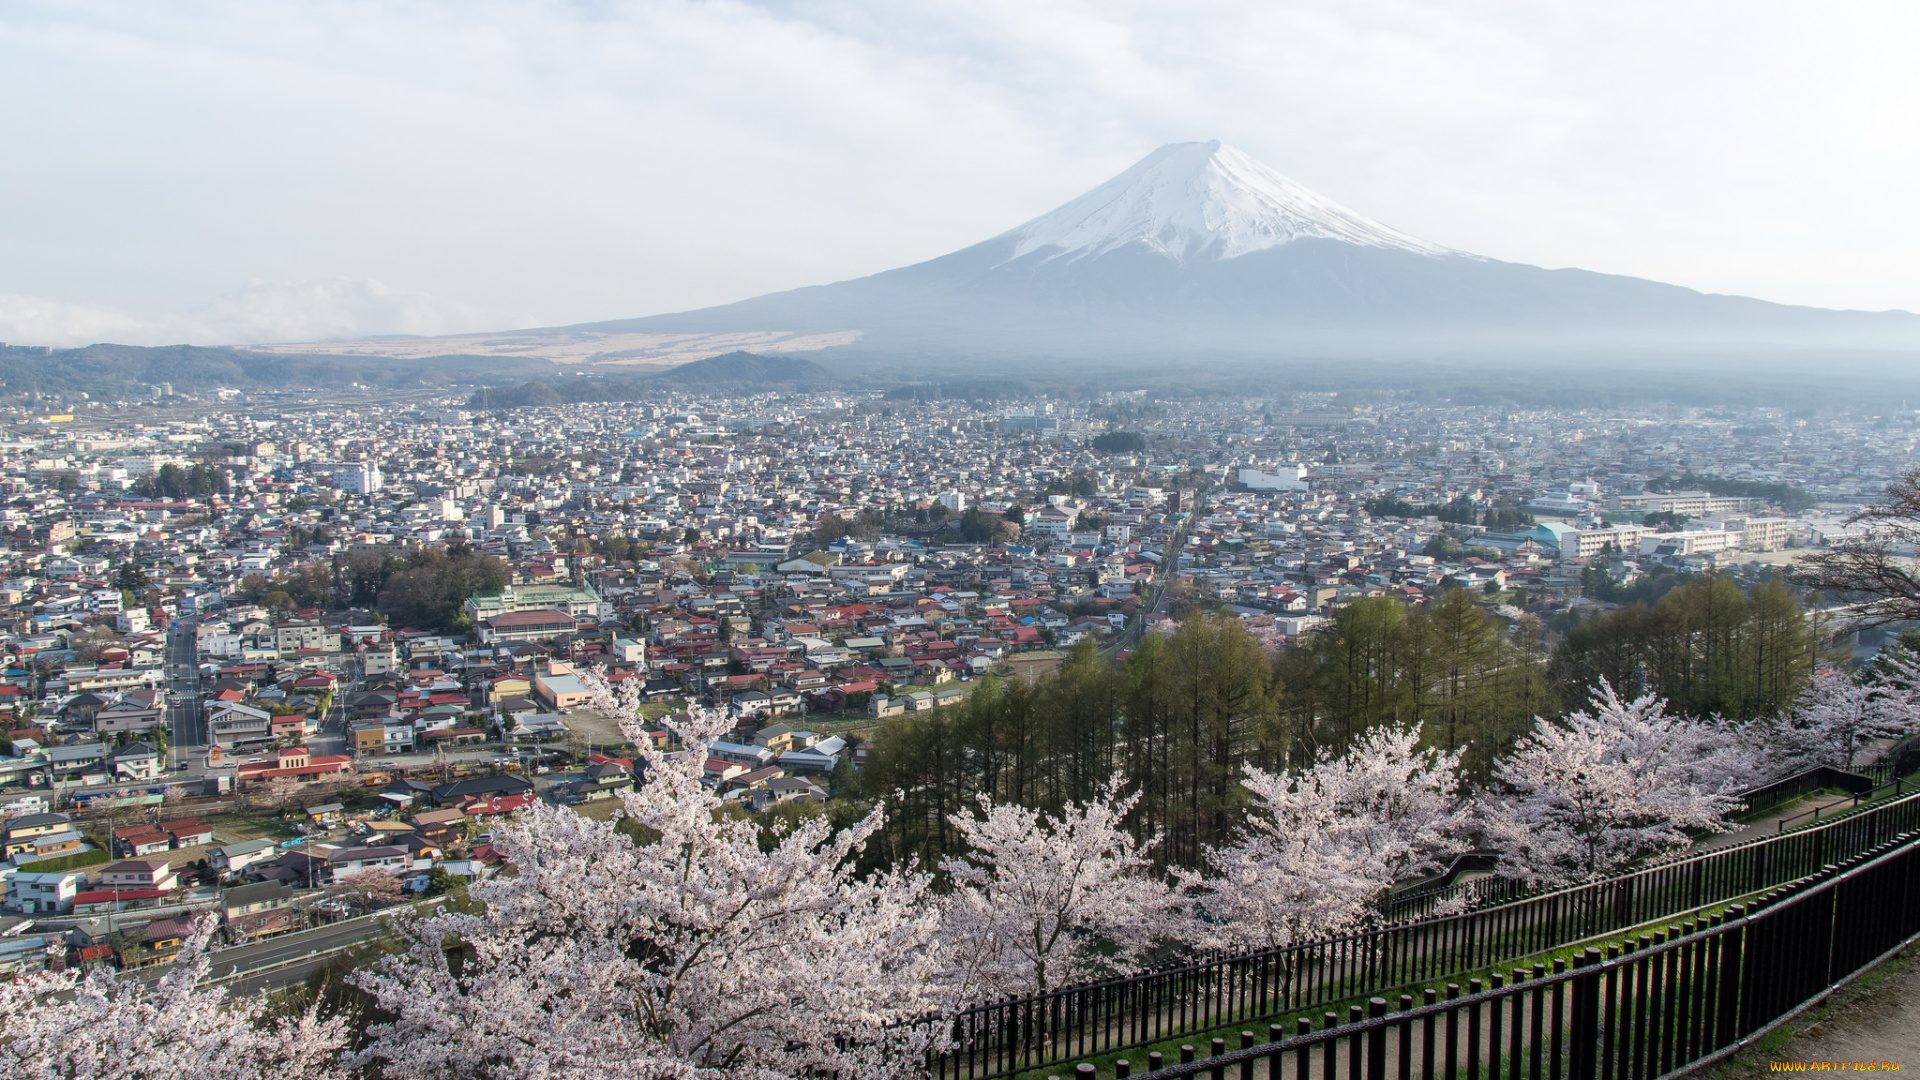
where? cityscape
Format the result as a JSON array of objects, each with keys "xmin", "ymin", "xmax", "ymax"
[{"xmin": 1, "ymin": 382, "xmax": 1914, "ymax": 974}]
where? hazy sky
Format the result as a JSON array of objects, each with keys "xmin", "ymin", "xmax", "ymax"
[{"xmin": 3, "ymin": 1, "xmax": 1918, "ymax": 346}]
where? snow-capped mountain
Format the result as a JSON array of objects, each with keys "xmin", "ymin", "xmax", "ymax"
[
  {"xmin": 511, "ymin": 141, "xmax": 1920, "ymax": 367},
  {"xmin": 998, "ymin": 141, "xmax": 1449, "ymax": 265}
]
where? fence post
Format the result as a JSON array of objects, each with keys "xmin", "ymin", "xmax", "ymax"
[
  {"xmin": 1368, "ymin": 998, "xmax": 1388, "ymax": 1080},
  {"xmin": 1466, "ymin": 979, "xmax": 1484, "ymax": 1080},
  {"xmin": 1568, "ymin": 948, "xmax": 1601, "ymax": 1080},
  {"xmin": 1445, "ymin": 984, "xmax": 1461, "ymax": 1080},
  {"xmin": 1486, "ymin": 977, "xmax": 1503, "ymax": 1080},
  {"xmin": 1422, "ymin": 989, "xmax": 1438, "ymax": 1080},
  {"xmin": 1549, "ymin": 959, "xmax": 1566, "ymax": 1080}
]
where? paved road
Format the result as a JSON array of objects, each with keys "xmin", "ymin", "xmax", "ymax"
[
  {"xmin": 166, "ymin": 622, "xmax": 206, "ymax": 769},
  {"xmin": 1103, "ymin": 518, "xmax": 1186, "ymax": 659},
  {"xmin": 212, "ymin": 917, "xmax": 390, "ymax": 977},
  {"xmin": 151, "ymin": 903, "xmax": 435, "ymax": 997},
  {"xmin": 200, "ymin": 915, "xmax": 393, "ymax": 996}
]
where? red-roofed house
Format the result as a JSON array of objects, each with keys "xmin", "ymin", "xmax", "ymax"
[
  {"xmin": 235, "ymin": 747, "xmax": 353, "ymax": 788},
  {"xmin": 72, "ymin": 887, "xmax": 169, "ymax": 915}
]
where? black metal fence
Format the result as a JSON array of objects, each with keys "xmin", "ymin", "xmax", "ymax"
[
  {"xmin": 1863, "ymin": 733, "xmax": 1920, "ymax": 788},
  {"xmin": 1737, "ymin": 765, "xmax": 1874, "ymax": 817},
  {"xmin": 936, "ymin": 790, "xmax": 1920, "ymax": 1080},
  {"xmin": 1062, "ymin": 828, "xmax": 1920, "ymax": 1080}
]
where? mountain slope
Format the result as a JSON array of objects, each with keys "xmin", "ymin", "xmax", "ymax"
[
  {"xmin": 574, "ymin": 141, "xmax": 1920, "ymax": 363},
  {"xmin": 465, "ymin": 350, "xmax": 831, "ymax": 409}
]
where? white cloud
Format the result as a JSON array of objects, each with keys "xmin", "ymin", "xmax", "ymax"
[
  {"xmin": 1, "ymin": 1, "xmax": 1918, "ymax": 340},
  {"xmin": 190, "ymin": 279, "xmax": 507, "ymax": 343},
  {"xmin": 0, "ymin": 279, "xmax": 511, "ymax": 348},
  {"xmin": 0, "ymin": 294, "xmax": 148, "ymax": 348}
]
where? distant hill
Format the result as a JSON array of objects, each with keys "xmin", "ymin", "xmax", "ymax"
[
  {"xmin": 465, "ymin": 350, "xmax": 833, "ymax": 409},
  {"xmin": 666, "ymin": 351, "xmax": 832, "ymax": 388},
  {"xmin": 0, "ymin": 342, "xmax": 552, "ymax": 398}
]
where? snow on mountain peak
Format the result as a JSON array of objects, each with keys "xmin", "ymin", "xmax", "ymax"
[{"xmin": 1001, "ymin": 141, "xmax": 1449, "ymax": 265}]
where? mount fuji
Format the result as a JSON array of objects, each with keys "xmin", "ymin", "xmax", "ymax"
[
  {"xmin": 581, "ymin": 141, "xmax": 1920, "ymax": 365},
  {"xmin": 323, "ymin": 141, "xmax": 1920, "ymax": 374}
]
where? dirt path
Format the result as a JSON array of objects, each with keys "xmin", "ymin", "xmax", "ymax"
[{"xmin": 1703, "ymin": 949, "xmax": 1920, "ymax": 1077}]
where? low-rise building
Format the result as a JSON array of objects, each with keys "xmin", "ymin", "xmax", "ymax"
[
  {"xmin": 98, "ymin": 858, "xmax": 179, "ymax": 893},
  {"xmin": 4, "ymin": 870, "xmax": 83, "ymax": 913},
  {"xmin": 209, "ymin": 837, "xmax": 280, "ymax": 875},
  {"xmin": 223, "ymin": 879, "xmax": 302, "ymax": 941}
]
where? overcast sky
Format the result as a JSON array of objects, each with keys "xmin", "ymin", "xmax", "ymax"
[{"xmin": 3, "ymin": 1, "xmax": 1918, "ymax": 347}]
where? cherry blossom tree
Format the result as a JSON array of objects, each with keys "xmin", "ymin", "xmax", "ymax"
[
  {"xmin": 1765, "ymin": 670, "xmax": 1887, "ymax": 773},
  {"xmin": 1482, "ymin": 681, "xmax": 1749, "ymax": 886},
  {"xmin": 1765, "ymin": 650, "xmax": 1920, "ymax": 775},
  {"xmin": 940, "ymin": 776, "xmax": 1178, "ymax": 999},
  {"xmin": 0, "ymin": 914, "xmax": 348, "ymax": 1080},
  {"xmin": 261, "ymin": 775, "xmax": 301, "ymax": 807},
  {"xmin": 351, "ymin": 674, "xmax": 951, "ymax": 1080},
  {"xmin": 1184, "ymin": 725, "xmax": 1472, "ymax": 952},
  {"xmin": 1873, "ymin": 643, "xmax": 1920, "ymax": 739},
  {"xmin": 327, "ymin": 867, "xmax": 406, "ymax": 915}
]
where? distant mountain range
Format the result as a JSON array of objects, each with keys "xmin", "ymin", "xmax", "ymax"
[
  {"xmin": 19, "ymin": 141, "xmax": 1920, "ymax": 401},
  {"xmin": 0, "ymin": 342, "xmax": 556, "ymax": 399}
]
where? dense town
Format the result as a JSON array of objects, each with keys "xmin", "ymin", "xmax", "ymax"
[{"xmin": 0, "ymin": 385, "xmax": 1911, "ymax": 982}]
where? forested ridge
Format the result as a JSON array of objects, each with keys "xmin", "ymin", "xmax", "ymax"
[{"xmin": 854, "ymin": 576, "xmax": 1824, "ymax": 875}]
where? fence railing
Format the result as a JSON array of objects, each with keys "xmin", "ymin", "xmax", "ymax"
[
  {"xmin": 1737, "ymin": 765, "xmax": 1874, "ymax": 818},
  {"xmin": 1775, "ymin": 775, "xmax": 1911, "ymax": 833},
  {"xmin": 1862, "ymin": 732, "xmax": 1920, "ymax": 788},
  {"xmin": 1055, "ymin": 828, "xmax": 1920, "ymax": 1080},
  {"xmin": 935, "ymin": 789, "xmax": 1920, "ymax": 1080},
  {"xmin": 1391, "ymin": 752, "xmax": 1920, "ymax": 924}
]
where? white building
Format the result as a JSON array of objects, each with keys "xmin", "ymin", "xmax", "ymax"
[
  {"xmin": 1641, "ymin": 530, "xmax": 1741, "ymax": 557},
  {"xmin": 333, "ymin": 463, "xmax": 384, "ymax": 494},
  {"xmin": 1558, "ymin": 524, "xmax": 1653, "ymax": 560},
  {"xmin": 1238, "ymin": 465, "xmax": 1309, "ymax": 492},
  {"xmin": 1696, "ymin": 517, "xmax": 1792, "ymax": 552}
]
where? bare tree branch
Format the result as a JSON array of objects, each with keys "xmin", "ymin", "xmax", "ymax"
[{"xmin": 1792, "ymin": 466, "xmax": 1920, "ymax": 629}]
